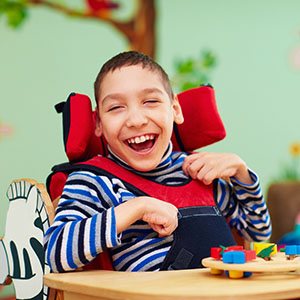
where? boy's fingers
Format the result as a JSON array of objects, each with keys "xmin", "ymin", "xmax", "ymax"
[
  {"xmin": 158, "ymin": 223, "xmax": 177, "ymax": 237},
  {"xmin": 182, "ymin": 153, "xmax": 203, "ymax": 174},
  {"xmin": 185, "ymin": 159, "xmax": 206, "ymax": 179},
  {"xmin": 197, "ymin": 168, "xmax": 216, "ymax": 185},
  {"xmin": 150, "ymin": 215, "xmax": 178, "ymax": 237},
  {"xmin": 150, "ymin": 223, "xmax": 163, "ymax": 233},
  {"xmin": 151, "ymin": 223, "xmax": 169, "ymax": 237}
]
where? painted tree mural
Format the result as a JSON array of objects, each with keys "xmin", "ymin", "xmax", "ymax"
[
  {"xmin": 1, "ymin": 0, "xmax": 217, "ymax": 93},
  {"xmin": 0, "ymin": 0, "xmax": 157, "ymax": 57}
]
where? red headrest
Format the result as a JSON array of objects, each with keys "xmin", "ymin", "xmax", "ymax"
[{"xmin": 56, "ymin": 85, "xmax": 226, "ymax": 162}]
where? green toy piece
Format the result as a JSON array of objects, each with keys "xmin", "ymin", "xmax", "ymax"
[
  {"xmin": 219, "ymin": 245, "xmax": 227, "ymax": 256},
  {"xmin": 257, "ymin": 244, "xmax": 275, "ymax": 260}
]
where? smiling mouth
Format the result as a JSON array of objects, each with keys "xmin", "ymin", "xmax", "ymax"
[{"xmin": 126, "ymin": 134, "xmax": 157, "ymax": 152}]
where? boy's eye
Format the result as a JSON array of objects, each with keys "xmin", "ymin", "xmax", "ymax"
[
  {"xmin": 144, "ymin": 99, "xmax": 159, "ymax": 104},
  {"xmin": 107, "ymin": 105, "xmax": 123, "ymax": 112}
]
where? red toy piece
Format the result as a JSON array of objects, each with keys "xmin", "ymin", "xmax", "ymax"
[
  {"xmin": 209, "ymin": 245, "xmax": 256, "ymax": 263},
  {"xmin": 224, "ymin": 245, "xmax": 244, "ymax": 252},
  {"xmin": 210, "ymin": 247, "xmax": 222, "ymax": 260}
]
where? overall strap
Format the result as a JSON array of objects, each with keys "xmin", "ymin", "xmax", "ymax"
[
  {"xmin": 160, "ymin": 206, "xmax": 236, "ymax": 270},
  {"xmin": 50, "ymin": 155, "xmax": 216, "ymax": 208}
]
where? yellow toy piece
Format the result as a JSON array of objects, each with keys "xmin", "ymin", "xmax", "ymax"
[
  {"xmin": 210, "ymin": 268, "xmax": 223, "ymax": 275},
  {"xmin": 252, "ymin": 242, "xmax": 277, "ymax": 256},
  {"xmin": 228, "ymin": 270, "xmax": 244, "ymax": 279}
]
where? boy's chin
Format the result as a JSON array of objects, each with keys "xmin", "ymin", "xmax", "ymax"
[{"xmin": 127, "ymin": 160, "xmax": 159, "ymax": 172}]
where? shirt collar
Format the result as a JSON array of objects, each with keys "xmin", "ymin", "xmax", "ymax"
[{"xmin": 107, "ymin": 142, "xmax": 174, "ymax": 173}]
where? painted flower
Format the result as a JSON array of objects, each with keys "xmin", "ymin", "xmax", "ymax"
[
  {"xmin": 0, "ymin": 121, "xmax": 13, "ymax": 140},
  {"xmin": 289, "ymin": 142, "xmax": 300, "ymax": 157}
]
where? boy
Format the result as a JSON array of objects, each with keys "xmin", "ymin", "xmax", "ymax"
[{"xmin": 45, "ymin": 51, "xmax": 271, "ymax": 272}]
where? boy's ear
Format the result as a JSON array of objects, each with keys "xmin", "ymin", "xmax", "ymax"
[
  {"xmin": 172, "ymin": 95, "xmax": 184, "ymax": 125},
  {"xmin": 94, "ymin": 109, "xmax": 103, "ymax": 137}
]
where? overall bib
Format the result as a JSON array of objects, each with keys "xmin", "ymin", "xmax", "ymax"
[{"xmin": 48, "ymin": 156, "xmax": 236, "ymax": 270}]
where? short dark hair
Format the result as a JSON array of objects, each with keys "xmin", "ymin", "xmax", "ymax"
[{"xmin": 94, "ymin": 51, "xmax": 174, "ymax": 104}]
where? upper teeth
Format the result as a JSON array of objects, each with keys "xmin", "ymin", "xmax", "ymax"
[{"xmin": 127, "ymin": 134, "xmax": 155, "ymax": 144}]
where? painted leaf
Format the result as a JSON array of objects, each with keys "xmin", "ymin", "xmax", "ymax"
[{"xmin": 257, "ymin": 244, "xmax": 275, "ymax": 258}]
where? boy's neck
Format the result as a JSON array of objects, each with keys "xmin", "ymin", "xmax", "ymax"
[{"xmin": 107, "ymin": 142, "xmax": 173, "ymax": 173}]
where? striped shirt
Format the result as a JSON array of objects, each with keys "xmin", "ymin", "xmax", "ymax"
[{"xmin": 45, "ymin": 146, "xmax": 271, "ymax": 272}]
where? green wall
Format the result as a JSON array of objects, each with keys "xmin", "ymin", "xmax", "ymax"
[{"xmin": 1, "ymin": 0, "xmax": 300, "ymax": 296}]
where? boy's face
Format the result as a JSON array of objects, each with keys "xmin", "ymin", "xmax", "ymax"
[{"xmin": 95, "ymin": 65, "xmax": 184, "ymax": 172}]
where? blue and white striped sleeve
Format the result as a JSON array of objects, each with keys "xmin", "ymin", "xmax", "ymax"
[
  {"xmin": 44, "ymin": 171, "xmax": 123, "ymax": 272},
  {"xmin": 216, "ymin": 170, "xmax": 272, "ymax": 242}
]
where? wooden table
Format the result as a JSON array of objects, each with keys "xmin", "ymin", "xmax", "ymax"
[{"xmin": 44, "ymin": 268, "xmax": 300, "ymax": 300}]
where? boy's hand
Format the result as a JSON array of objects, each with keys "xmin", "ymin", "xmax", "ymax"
[
  {"xmin": 115, "ymin": 197, "xmax": 178, "ymax": 236},
  {"xmin": 140, "ymin": 197, "xmax": 178, "ymax": 237},
  {"xmin": 182, "ymin": 152, "xmax": 253, "ymax": 185}
]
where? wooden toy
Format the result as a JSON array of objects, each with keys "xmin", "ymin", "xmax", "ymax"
[
  {"xmin": 202, "ymin": 243, "xmax": 300, "ymax": 279},
  {"xmin": 253, "ymin": 242, "xmax": 277, "ymax": 260}
]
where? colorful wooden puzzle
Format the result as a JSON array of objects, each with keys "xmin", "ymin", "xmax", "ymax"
[{"xmin": 202, "ymin": 242, "xmax": 300, "ymax": 279}]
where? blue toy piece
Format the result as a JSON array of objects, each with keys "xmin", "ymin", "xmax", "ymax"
[
  {"xmin": 223, "ymin": 251, "xmax": 246, "ymax": 264},
  {"xmin": 243, "ymin": 271, "xmax": 252, "ymax": 278},
  {"xmin": 222, "ymin": 251, "xmax": 251, "ymax": 278},
  {"xmin": 285, "ymin": 245, "xmax": 300, "ymax": 256},
  {"xmin": 222, "ymin": 251, "xmax": 233, "ymax": 263}
]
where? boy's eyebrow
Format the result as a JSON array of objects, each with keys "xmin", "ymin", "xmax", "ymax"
[
  {"xmin": 102, "ymin": 93, "xmax": 123, "ymax": 106},
  {"xmin": 102, "ymin": 88, "xmax": 165, "ymax": 105},
  {"xmin": 138, "ymin": 88, "xmax": 165, "ymax": 96}
]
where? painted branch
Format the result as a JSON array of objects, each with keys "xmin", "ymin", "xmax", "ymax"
[{"xmin": 26, "ymin": 0, "xmax": 156, "ymax": 57}]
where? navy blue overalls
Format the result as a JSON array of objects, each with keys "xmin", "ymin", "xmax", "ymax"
[{"xmin": 49, "ymin": 155, "xmax": 236, "ymax": 270}]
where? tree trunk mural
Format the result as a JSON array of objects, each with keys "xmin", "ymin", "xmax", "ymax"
[{"xmin": 3, "ymin": 0, "xmax": 157, "ymax": 58}]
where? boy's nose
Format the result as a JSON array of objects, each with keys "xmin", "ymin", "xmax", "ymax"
[{"xmin": 126, "ymin": 110, "xmax": 148, "ymax": 128}]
